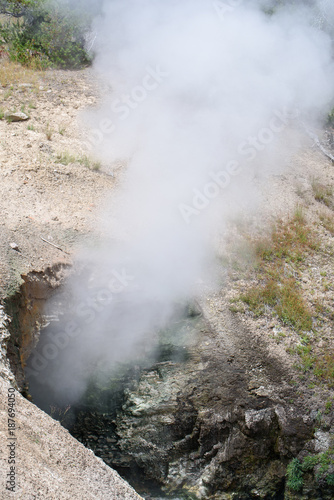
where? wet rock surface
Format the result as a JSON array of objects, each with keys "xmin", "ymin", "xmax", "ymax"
[{"xmin": 60, "ymin": 301, "xmax": 334, "ymax": 499}]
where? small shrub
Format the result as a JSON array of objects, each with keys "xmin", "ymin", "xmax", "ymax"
[
  {"xmin": 327, "ymin": 474, "xmax": 334, "ymax": 486},
  {"xmin": 286, "ymin": 458, "xmax": 303, "ymax": 491},
  {"xmin": 301, "ymin": 454, "xmax": 319, "ymax": 472},
  {"xmin": 317, "ymin": 450, "xmax": 332, "ymax": 476},
  {"xmin": 293, "ymin": 451, "xmax": 334, "ymax": 486},
  {"xmin": 0, "ymin": 0, "xmax": 92, "ymax": 68}
]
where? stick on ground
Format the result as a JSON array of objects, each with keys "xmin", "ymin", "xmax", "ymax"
[{"xmin": 40, "ymin": 236, "xmax": 70, "ymax": 255}]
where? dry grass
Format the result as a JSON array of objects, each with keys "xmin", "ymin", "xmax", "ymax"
[
  {"xmin": 319, "ymin": 212, "xmax": 334, "ymax": 236},
  {"xmin": 239, "ymin": 208, "xmax": 317, "ymax": 332},
  {"xmin": 0, "ymin": 59, "xmax": 40, "ymax": 88},
  {"xmin": 241, "ymin": 276, "xmax": 313, "ymax": 331},
  {"xmin": 254, "ymin": 207, "xmax": 318, "ymax": 264},
  {"xmin": 311, "ymin": 178, "xmax": 333, "ymax": 208},
  {"xmin": 45, "ymin": 122, "xmax": 53, "ymax": 141}
]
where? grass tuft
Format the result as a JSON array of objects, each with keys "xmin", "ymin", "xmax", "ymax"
[
  {"xmin": 55, "ymin": 151, "xmax": 77, "ymax": 165},
  {"xmin": 45, "ymin": 123, "xmax": 53, "ymax": 141},
  {"xmin": 311, "ymin": 179, "xmax": 333, "ymax": 208},
  {"xmin": 55, "ymin": 152, "xmax": 101, "ymax": 170},
  {"xmin": 78, "ymin": 155, "xmax": 101, "ymax": 171},
  {"xmin": 241, "ymin": 278, "xmax": 312, "ymax": 331}
]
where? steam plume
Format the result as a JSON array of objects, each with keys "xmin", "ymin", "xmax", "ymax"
[{"xmin": 27, "ymin": 0, "xmax": 334, "ymax": 404}]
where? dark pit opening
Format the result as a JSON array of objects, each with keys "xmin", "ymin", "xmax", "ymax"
[
  {"xmin": 4, "ymin": 266, "xmax": 331, "ymax": 500},
  {"xmin": 4, "ymin": 265, "xmax": 204, "ymax": 500}
]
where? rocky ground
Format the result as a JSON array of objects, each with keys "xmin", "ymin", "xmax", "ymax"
[
  {"xmin": 0, "ymin": 61, "xmax": 121, "ymax": 296},
  {"xmin": 0, "ymin": 59, "xmax": 333, "ymax": 499}
]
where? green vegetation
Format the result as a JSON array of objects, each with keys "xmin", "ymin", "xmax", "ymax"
[
  {"xmin": 286, "ymin": 458, "xmax": 303, "ymax": 491},
  {"xmin": 240, "ymin": 209, "xmax": 316, "ymax": 332},
  {"xmin": 78, "ymin": 154, "xmax": 101, "ymax": 171},
  {"xmin": 55, "ymin": 151, "xmax": 77, "ymax": 165},
  {"xmin": 287, "ymin": 335, "xmax": 334, "ymax": 387},
  {"xmin": 55, "ymin": 151, "xmax": 101, "ymax": 171},
  {"xmin": 325, "ymin": 399, "xmax": 333, "ymax": 415},
  {"xmin": 0, "ymin": 0, "xmax": 92, "ymax": 68},
  {"xmin": 286, "ymin": 451, "xmax": 334, "ymax": 492}
]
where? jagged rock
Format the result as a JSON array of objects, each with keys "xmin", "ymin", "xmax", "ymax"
[
  {"xmin": 66, "ymin": 305, "xmax": 334, "ymax": 499},
  {"xmin": 314, "ymin": 430, "xmax": 331, "ymax": 453}
]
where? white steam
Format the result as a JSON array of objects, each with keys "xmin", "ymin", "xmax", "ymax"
[{"xmin": 28, "ymin": 0, "xmax": 334, "ymax": 403}]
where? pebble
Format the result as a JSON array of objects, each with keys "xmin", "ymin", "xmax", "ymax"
[{"xmin": 10, "ymin": 242, "xmax": 20, "ymax": 251}]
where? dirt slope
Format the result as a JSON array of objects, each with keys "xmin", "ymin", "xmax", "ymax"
[{"xmin": 0, "ymin": 65, "xmax": 117, "ymax": 296}]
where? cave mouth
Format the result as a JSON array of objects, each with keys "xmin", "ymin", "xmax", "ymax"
[{"xmin": 4, "ymin": 264, "xmax": 203, "ymax": 500}]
